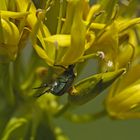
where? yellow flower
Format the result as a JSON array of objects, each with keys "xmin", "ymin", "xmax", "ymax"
[
  {"xmin": 31, "ymin": 0, "xmax": 87, "ymax": 66},
  {"xmin": 28, "ymin": 0, "xmax": 140, "ymax": 68},
  {"xmin": 0, "ymin": 0, "xmax": 32, "ymax": 62},
  {"xmin": 86, "ymin": 17, "xmax": 140, "ymax": 71},
  {"xmin": 105, "ymin": 65, "xmax": 140, "ymax": 119},
  {"xmin": 0, "ymin": 18, "xmax": 19, "ymax": 62}
]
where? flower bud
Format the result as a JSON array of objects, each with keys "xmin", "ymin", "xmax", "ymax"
[
  {"xmin": 0, "ymin": 18, "xmax": 19, "ymax": 62},
  {"xmin": 68, "ymin": 68, "xmax": 125, "ymax": 105},
  {"xmin": 105, "ymin": 65, "xmax": 140, "ymax": 119}
]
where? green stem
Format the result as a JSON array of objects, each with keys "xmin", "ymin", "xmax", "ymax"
[
  {"xmin": 56, "ymin": 0, "xmax": 63, "ymax": 34},
  {"xmin": 64, "ymin": 109, "xmax": 107, "ymax": 123},
  {"xmin": 78, "ymin": 53, "xmax": 99, "ymax": 62},
  {"xmin": 54, "ymin": 103, "xmax": 71, "ymax": 118},
  {"xmin": 0, "ymin": 63, "xmax": 15, "ymax": 106},
  {"xmin": 13, "ymin": 54, "xmax": 24, "ymax": 97}
]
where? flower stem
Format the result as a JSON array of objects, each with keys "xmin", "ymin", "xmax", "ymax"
[
  {"xmin": 0, "ymin": 63, "xmax": 15, "ymax": 106},
  {"xmin": 54, "ymin": 102, "xmax": 72, "ymax": 118},
  {"xmin": 56, "ymin": 0, "xmax": 64, "ymax": 34},
  {"xmin": 64, "ymin": 109, "xmax": 107, "ymax": 123}
]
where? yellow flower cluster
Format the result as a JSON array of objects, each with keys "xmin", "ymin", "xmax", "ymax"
[{"xmin": 1, "ymin": 0, "xmax": 140, "ymax": 121}]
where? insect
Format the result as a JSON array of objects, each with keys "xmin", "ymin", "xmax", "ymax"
[
  {"xmin": 33, "ymin": 52, "xmax": 105, "ymax": 97},
  {"xmin": 34, "ymin": 64, "xmax": 76, "ymax": 97}
]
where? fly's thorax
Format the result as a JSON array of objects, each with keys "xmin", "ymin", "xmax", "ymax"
[{"xmin": 50, "ymin": 80, "xmax": 66, "ymax": 96}]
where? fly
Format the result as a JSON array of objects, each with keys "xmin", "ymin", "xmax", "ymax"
[{"xmin": 34, "ymin": 64, "xmax": 76, "ymax": 97}]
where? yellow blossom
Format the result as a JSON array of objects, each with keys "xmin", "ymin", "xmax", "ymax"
[
  {"xmin": 105, "ymin": 65, "xmax": 140, "ymax": 119},
  {"xmin": 0, "ymin": 0, "xmax": 31, "ymax": 62},
  {"xmin": 31, "ymin": 0, "xmax": 88, "ymax": 66},
  {"xmin": 0, "ymin": 18, "xmax": 19, "ymax": 62}
]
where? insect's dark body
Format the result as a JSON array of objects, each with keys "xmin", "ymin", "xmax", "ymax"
[
  {"xmin": 50, "ymin": 65, "xmax": 75, "ymax": 96},
  {"xmin": 35, "ymin": 65, "xmax": 75, "ymax": 97}
]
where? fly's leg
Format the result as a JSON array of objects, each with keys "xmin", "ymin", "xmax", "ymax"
[
  {"xmin": 34, "ymin": 88, "xmax": 50, "ymax": 98},
  {"xmin": 54, "ymin": 64, "xmax": 67, "ymax": 70},
  {"xmin": 33, "ymin": 83, "xmax": 50, "ymax": 98}
]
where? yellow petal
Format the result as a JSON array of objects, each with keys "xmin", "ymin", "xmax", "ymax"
[
  {"xmin": 33, "ymin": 44, "xmax": 53, "ymax": 66},
  {"xmin": 0, "ymin": 11, "xmax": 30, "ymax": 19},
  {"xmin": 60, "ymin": 0, "xmax": 86, "ymax": 65},
  {"xmin": 44, "ymin": 34, "xmax": 71, "ymax": 47},
  {"xmin": 106, "ymin": 84, "xmax": 140, "ymax": 119}
]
